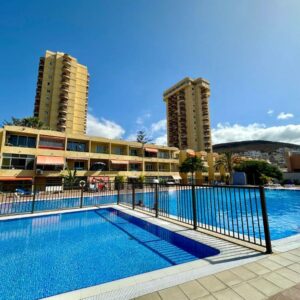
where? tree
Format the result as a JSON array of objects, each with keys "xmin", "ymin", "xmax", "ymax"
[
  {"xmin": 136, "ymin": 130, "xmax": 152, "ymax": 145},
  {"xmin": 63, "ymin": 169, "xmax": 78, "ymax": 188},
  {"xmin": 179, "ymin": 156, "xmax": 207, "ymax": 184},
  {"xmin": 115, "ymin": 175, "xmax": 125, "ymax": 190},
  {"xmin": 3, "ymin": 116, "xmax": 46, "ymax": 129},
  {"xmin": 136, "ymin": 130, "xmax": 152, "ymax": 174},
  {"xmin": 234, "ymin": 160, "xmax": 283, "ymax": 185},
  {"xmin": 215, "ymin": 152, "xmax": 240, "ymax": 184}
]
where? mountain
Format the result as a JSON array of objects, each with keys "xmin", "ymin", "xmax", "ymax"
[{"xmin": 213, "ymin": 140, "xmax": 300, "ymax": 153}]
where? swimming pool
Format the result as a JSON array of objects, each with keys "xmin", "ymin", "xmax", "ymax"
[
  {"xmin": 0, "ymin": 208, "xmax": 219, "ymax": 300},
  {"xmin": 1, "ymin": 188, "xmax": 299, "ymax": 241},
  {"xmin": 136, "ymin": 189, "xmax": 300, "ymax": 241}
]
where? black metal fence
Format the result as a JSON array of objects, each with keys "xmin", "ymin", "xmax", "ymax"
[
  {"xmin": 0, "ymin": 181, "xmax": 118, "ymax": 215},
  {"xmin": 118, "ymin": 182, "xmax": 272, "ymax": 254},
  {"xmin": 0, "ymin": 181, "xmax": 272, "ymax": 253}
]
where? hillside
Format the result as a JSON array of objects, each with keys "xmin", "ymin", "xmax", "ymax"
[{"xmin": 213, "ymin": 140, "xmax": 300, "ymax": 153}]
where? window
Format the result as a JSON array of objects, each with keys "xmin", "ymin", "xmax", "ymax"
[
  {"xmin": 39, "ymin": 137, "xmax": 65, "ymax": 149},
  {"xmin": 145, "ymin": 164, "xmax": 155, "ymax": 171},
  {"xmin": 47, "ymin": 82, "xmax": 50, "ymax": 86},
  {"xmin": 129, "ymin": 163, "xmax": 140, "ymax": 171},
  {"xmin": 158, "ymin": 151, "xmax": 170, "ymax": 159},
  {"xmin": 67, "ymin": 141, "xmax": 87, "ymax": 152},
  {"xmin": 1, "ymin": 153, "xmax": 34, "ymax": 170},
  {"xmin": 112, "ymin": 146, "xmax": 124, "ymax": 155},
  {"xmin": 74, "ymin": 161, "xmax": 85, "ymax": 170},
  {"xmin": 130, "ymin": 149, "xmax": 139, "ymax": 156},
  {"xmin": 6, "ymin": 135, "xmax": 36, "ymax": 148},
  {"xmin": 47, "ymin": 89, "xmax": 51, "ymax": 93},
  {"xmin": 95, "ymin": 145, "xmax": 108, "ymax": 153},
  {"xmin": 159, "ymin": 164, "xmax": 169, "ymax": 172}
]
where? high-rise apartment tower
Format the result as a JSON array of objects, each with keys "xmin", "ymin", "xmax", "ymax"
[
  {"xmin": 163, "ymin": 77, "xmax": 212, "ymax": 152},
  {"xmin": 33, "ymin": 50, "xmax": 89, "ymax": 134}
]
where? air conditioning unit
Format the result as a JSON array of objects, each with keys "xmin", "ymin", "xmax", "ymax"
[{"xmin": 36, "ymin": 169, "xmax": 44, "ymax": 175}]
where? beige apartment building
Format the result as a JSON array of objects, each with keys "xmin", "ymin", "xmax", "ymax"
[
  {"xmin": 163, "ymin": 77, "xmax": 212, "ymax": 152},
  {"xmin": 33, "ymin": 50, "xmax": 89, "ymax": 135},
  {"xmin": 0, "ymin": 126, "xmax": 181, "ymax": 185}
]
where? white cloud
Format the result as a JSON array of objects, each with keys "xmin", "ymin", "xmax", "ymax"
[
  {"xmin": 149, "ymin": 119, "xmax": 167, "ymax": 145},
  {"xmin": 126, "ymin": 133, "xmax": 137, "ymax": 141},
  {"xmin": 87, "ymin": 113, "xmax": 125, "ymax": 139},
  {"xmin": 153, "ymin": 134, "xmax": 167, "ymax": 145},
  {"xmin": 151, "ymin": 119, "xmax": 166, "ymax": 133},
  {"xmin": 212, "ymin": 123, "xmax": 300, "ymax": 145},
  {"xmin": 277, "ymin": 112, "xmax": 294, "ymax": 120},
  {"xmin": 136, "ymin": 117, "xmax": 143, "ymax": 125},
  {"xmin": 136, "ymin": 112, "xmax": 151, "ymax": 125},
  {"xmin": 267, "ymin": 109, "xmax": 274, "ymax": 115}
]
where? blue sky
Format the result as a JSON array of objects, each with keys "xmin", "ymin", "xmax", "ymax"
[{"xmin": 1, "ymin": 0, "xmax": 300, "ymax": 144}]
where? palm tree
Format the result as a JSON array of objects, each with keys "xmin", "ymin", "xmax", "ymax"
[
  {"xmin": 3, "ymin": 116, "xmax": 46, "ymax": 129},
  {"xmin": 215, "ymin": 152, "xmax": 240, "ymax": 184},
  {"xmin": 63, "ymin": 169, "xmax": 78, "ymax": 188},
  {"xmin": 179, "ymin": 156, "xmax": 207, "ymax": 184}
]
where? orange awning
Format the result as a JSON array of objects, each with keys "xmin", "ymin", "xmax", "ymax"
[
  {"xmin": 0, "ymin": 177, "xmax": 33, "ymax": 181},
  {"xmin": 145, "ymin": 147, "xmax": 158, "ymax": 153},
  {"xmin": 186, "ymin": 149, "xmax": 195, "ymax": 156},
  {"xmin": 110, "ymin": 160, "xmax": 129, "ymax": 165},
  {"xmin": 36, "ymin": 156, "xmax": 65, "ymax": 165}
]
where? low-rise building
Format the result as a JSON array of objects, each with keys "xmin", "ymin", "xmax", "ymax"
[
  {"xmin": 0, "ymin": 126, "xmax": 181, "ymax": 185},
  {"xmin": 286, "ymin": 151, "xmax": 300, "ymax": 173}
]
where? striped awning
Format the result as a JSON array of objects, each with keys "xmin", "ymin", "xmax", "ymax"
[
  {"xmin": 36, "ymin": 156, "xmax": 65, "ymax": 165},
  {"xmin": 145, "ymin": 147, "xmax": 158, "ymax": 153},
  {"xmin": 186, "ymin": 149, "xmax": 195, "ymax": 156},
  {"xmin": 0, "ymin": 177, "xmax": 33, "ymax": 181}
]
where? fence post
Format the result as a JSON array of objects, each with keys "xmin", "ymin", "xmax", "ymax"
[
  {"xmin": 154, "ymin": 183, "xmax": 159, "ymax": 218},
  {"xmin": 80, "ymin": 186, "xmax": 84, "ymax": 208},
  {"xmin": 132, "ymin": 182, "xmax": 136, "ymax": 210},
  {"xmin": 31, "ymin": 182, "xmax": 37, "ymax": 214},
  {"xmin": 259, "ymin": 186, "xmax": 272, "ymax": 254},
  {"xmin": 191, "ymin": 184, "xmax": 197, "ymax": 230},
  {"xmin": 117, "ymin": 182, "xmax": 120, "ymax": 205}
]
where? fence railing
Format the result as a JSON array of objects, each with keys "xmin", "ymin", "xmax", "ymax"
[
  {"xmin": 0, "ymin": 182, "xmax": 117, "ymax": 215},
  {"xmin": 117, "ymin": 182, "xmax": 272, "ymax": 254},
  {"xmin": 0, "ymin": 181, "xmax": 272, "ymax": 253}
]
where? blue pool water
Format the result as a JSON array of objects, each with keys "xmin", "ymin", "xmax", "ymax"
[
  {"xmin": 0, "ymin": 208, "xmax": 219, "ymax": 300},
  {"xmin": 166, "ymin": 189, "xmax": 300, "ymax": 240},
  {"xmin": 1, "ymin": 189, "xmax": 299, "ymax": 241}
]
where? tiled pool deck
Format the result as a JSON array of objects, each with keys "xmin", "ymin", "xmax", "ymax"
[{"xmin": 134, "ymin": 247, "xmax": 300, "ymax": 300}]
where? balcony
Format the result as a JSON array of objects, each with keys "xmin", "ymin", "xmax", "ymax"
[
  {"xmin": 60, "ymin": 86, "xmax": 69, "ymax": 93},
  {"xmin": 62, "ymin": 65, "xmax": 71, "ymax": 73},
  {"xmin": 63, "ymin": 54, "xmax": 71, "ymax": 61},
  {"xmin": 63, "ymin": 59, "xmax": 72, "ymax": 67},
  {"xmin": 60, "ymin": 92, "xmax": 68, "ymax": 99},
  {"xmin": 62, "ymin": 73, "xmax": 70, "ymax": 79},
  {"xmin": 58, "ymin": 112, "xmax": 67, "ymax": 119},
  {"xmin": 57, "ymin": 123, "xmax": 66, "ymax": 130},
  {"xmin": 59, "ymin": 107, "xmax": 67, "ymax": 113}
]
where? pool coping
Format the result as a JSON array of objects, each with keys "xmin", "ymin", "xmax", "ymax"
[{"xmin": 1, "ymin": 205, "xmax": 299, "ymax": 300}]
